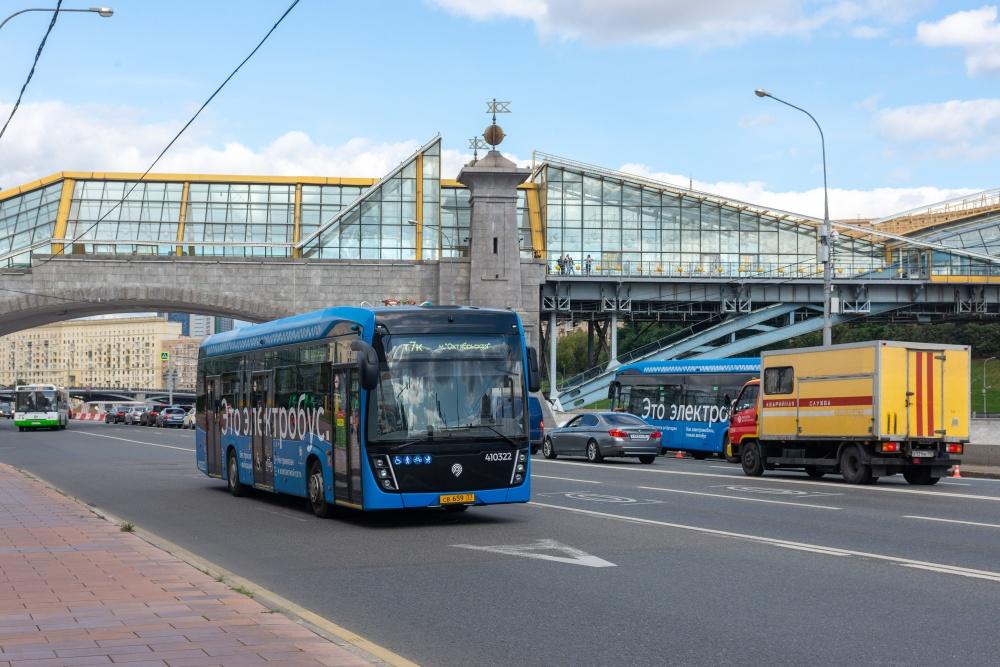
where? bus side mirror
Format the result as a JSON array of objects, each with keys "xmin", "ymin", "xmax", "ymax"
[
  {"xmin": 526, "ymin": 346, "xmax": 542, "ymax": 393},
  {"xmin": 350, "ymin": 340, "xmax": 380, "ymax": 392}
]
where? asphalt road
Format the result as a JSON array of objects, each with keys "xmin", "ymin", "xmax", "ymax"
[{"xmin": 2, "ymin": 420, "xmax": 999, "ymax": 666}]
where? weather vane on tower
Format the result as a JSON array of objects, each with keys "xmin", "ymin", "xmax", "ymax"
[{"xmin": 483, "ymin": 98, "xmax": 511, "ymax": 149}]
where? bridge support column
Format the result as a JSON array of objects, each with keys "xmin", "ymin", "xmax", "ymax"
[
  {"xmin": 607, "ymin": 311, "xmax": 619, "ymax": 371},
  {"xmin": 548, "ymin": 311, "xmax": 558, "ymax": 402}
]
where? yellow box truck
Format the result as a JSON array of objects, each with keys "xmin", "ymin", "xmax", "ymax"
[{"xmin": 728, "ymin": 341, "xmax": 969, "ymax": 485}]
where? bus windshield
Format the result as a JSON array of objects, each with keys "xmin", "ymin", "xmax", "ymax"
[
  {"xmin": 16, "ymin": 389, "xmax": 57, "ymax": 412},
  {"xmin": 371, "ymin": 333, "xmax": 526, "ymax": 443}
]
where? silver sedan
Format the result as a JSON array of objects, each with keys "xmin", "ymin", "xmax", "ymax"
[{"xmin": 541, "ymin": 412, "xmax": 661, "ymax": 464}]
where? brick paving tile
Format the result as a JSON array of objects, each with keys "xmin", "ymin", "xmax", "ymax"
[{"xmin": 0, "ymin": 466, "xmax": 374, "ymax": 667}]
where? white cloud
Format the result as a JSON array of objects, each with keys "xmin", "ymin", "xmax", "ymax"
[
  {"xmin": 429, "ymin": 0, "xmax": 924, "ymax": 47},
  {"xmin": 738, "ymin": 114, "xmax": 775, "ymax": 128},
  {"xmin": 875, "ymin": 98, "xmax": 1000, "ymax": 158},
  {"xmin": 917, "ymin": 6, "xmax": 1000, "ymax": 75},
  {"xmin": 0, "ymin": 100, "xmax": 491, "ymax": 188},
  {"xmin": 618, "ymin": 163, "xmax": 977, "ymax": 220}
]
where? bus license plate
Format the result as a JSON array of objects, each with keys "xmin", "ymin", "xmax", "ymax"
[
  {"xmin": 911, "ymin": 450, "xmax": 934, "ymax": 458},
  {"xmin": 440, "ymin": 493, "xmax": 475, "ymax": 505}
]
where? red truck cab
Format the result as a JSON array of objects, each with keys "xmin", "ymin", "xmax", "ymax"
[{"xmin": 725, "ymin": 379, "xmax": 760, "ymax": 462}]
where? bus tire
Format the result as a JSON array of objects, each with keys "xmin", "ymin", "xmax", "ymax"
[
  {"xmin": 542, "ymin": 437, "xmax": 557, "ymax": 459},
  {"xmin": 307, "ymin": 459, "xmax": 333, "ymax": 518},
  {"xmin": 586, "ymin": 440, "xmax": 603, "ymax": 463},
  {"xmin": 723, "ymin": 434, "xmax": 740, "ymax": 463},
  {"xmin": 840, "ymin": 445, "xmax": 873, "ymax": 484},
  {"xmin": 638, "ymin": 455, "xmax": 656, "ymax": 464},
  {"xmin": 804, "ymin": 466, "xmax": 825, "ymax": 479},
  {"xmin": 741, "ymin": 441, "xmax": 764, "ymax": 477},
  {"xmin": 227, "ymin": 449, "xmax": 245, "ymax": 498}
]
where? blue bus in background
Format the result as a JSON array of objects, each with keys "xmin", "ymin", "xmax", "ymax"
[
  {"xmin": 196, "ymin": 305, "xmax": 541, "ymax": 514},
  {"xmin": 609, "ymin": 359, "xmax": 759, "ymax": 460}
]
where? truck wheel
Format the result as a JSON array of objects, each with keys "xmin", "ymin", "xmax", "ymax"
[
  {"xmin": 840, "ymin": 445, "xmax": 873, "ymax": 484},
  {"xmin": 804, "ymin": 466, "xmax": 825, "ymax": 479},
  {"xmin": 723, "ymin": 434, "xmax": 740, "ymax": 463},
  {"xmin": 902, "ymin": 468, "xmax": 941, "ymax": 486},
  {"xmin": 741, "ymin": 441, "xmax": 764, "ymax": 477}
]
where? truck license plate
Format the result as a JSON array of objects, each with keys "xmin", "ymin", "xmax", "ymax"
[{"xmin": 911, "ymin": 450, "xmax": 934, "ymax": 458}]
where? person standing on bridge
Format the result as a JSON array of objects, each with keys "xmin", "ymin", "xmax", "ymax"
[{"xmin": 585, "ymin": 254, "xmax": 593, "ymax": 275}]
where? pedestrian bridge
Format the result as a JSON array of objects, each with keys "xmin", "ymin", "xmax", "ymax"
[{"xmin": 3, "ymin": 137, "xmax": 1000, "ymax": 406}]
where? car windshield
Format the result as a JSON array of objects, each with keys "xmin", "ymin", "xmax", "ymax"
[
  {"xmin": 16, "ymin": 389, "xmax": 56, "ymax": 412},
  {"xmin": 370, "ymin": 333, "xmax": 526, "ymax": 443},
  {"xmin": 605, "ymin": 413, "xmax": 647, "ymax": 426}
]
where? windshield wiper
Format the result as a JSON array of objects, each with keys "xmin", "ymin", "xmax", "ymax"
[
  {"xmin": 387, "ymin": 435, "xmax": 433, "ymax": 453},
  {"xmin": 442, "ymin": 424, "xmax": 522, "ymax": 448}
]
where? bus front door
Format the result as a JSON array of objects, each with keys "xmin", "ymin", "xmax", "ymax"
[
  {"xmin": 205, "ymin": 375, "xmax": 222, "ymax": 476},
  {"xmin": 333, "ymin": 367, "xmax": 362, "ymax": 507},
  {"xmin": 250, "ymin": 371, "xmax": 274, "ymax": 490}
]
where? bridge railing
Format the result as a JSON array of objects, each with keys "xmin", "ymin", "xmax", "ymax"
[
  {"xmin": 545, "ymin": 260, "xmax": 900, "ymax": 280},
  {"xmin": 555, "ymin": 318, "xmax": 717, "ymax": 392}
]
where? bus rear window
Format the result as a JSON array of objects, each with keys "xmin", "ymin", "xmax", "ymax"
[{"xmin": 763, "ymin": 366, "xmax": 794, "ymax": 395}]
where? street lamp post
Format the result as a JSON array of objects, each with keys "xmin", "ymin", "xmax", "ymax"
[
  {"xmin": 0, "ymin": 6, "xmax": 112, "ymax": 31},
  {"xmin": 755, "ymin": 88, "xmax": 834, "ymax": 346},
  {"xmin": 983, "ymin": 356, "xmax": 996, "ymax": 416}
]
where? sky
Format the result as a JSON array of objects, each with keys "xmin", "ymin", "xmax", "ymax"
[{"xmin": 0, "ymin": 0, "xmax": 998, "ymax": 219}]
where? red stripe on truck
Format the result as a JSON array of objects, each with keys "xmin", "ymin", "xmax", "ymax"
[{"xmin": 762, "ymin": 396, "xmax": 873, "ymax": 408}]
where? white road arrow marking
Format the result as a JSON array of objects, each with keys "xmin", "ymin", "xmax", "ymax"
[{"xmin": 452, "ymin": 538, "xmax": 616, "ymax": 568}]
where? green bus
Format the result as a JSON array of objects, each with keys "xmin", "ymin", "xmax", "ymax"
[{"xmin": 14, "ymin": 384, "xmax": 69, "ymax": 431}]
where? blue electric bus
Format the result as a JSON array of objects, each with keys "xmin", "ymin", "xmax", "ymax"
[
  {"xmin": 609, "ymin": 359, "xmax": 759, "ymax": 460},
  {"xmin": 195, "ymin": 305, "xmax": 541, "ymax": 514}
]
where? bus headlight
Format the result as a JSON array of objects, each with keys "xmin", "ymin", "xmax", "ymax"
[
  {"xmin": 518, "ymin": 452, "xmax": 527, "ymax": 463},
  {"xmin": 372, "ymin": 456, "xmax": 398, "ymax": 491}
]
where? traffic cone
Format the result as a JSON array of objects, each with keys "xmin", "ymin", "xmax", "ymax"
[
  {"xmin": 951, "ymin": 465, "xmax": 962, "ymax": 479},
  {"xmin": 674, "ymin": 450, "xmax": 684, "ymax": 459}
]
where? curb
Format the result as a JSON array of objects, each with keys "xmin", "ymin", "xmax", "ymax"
[
  {"xmin": 956, "ymin": 470, "xmax": 1000, "ymax": 480},
  {"xmin": 12, "ymin": 466, "xmax": 418, "ymax": 667}
]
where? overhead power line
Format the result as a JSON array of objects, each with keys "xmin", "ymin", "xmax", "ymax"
[
  {"xmin": 30, "ymin": 0, "xmax": 302, "ymax": 270},
  {"xmin": 0, "ymin": 1, "xmax": 63, "ymax": 145}
]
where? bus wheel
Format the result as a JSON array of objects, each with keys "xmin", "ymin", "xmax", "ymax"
[
  {"xmin": 741, "ymin": 441, "xmax": 764, "ymax": 477},
  {"xmin": 586, "ymin": 440, "xmax": 603, "ymax": 463},
  {"xmin": 227, "ymin": 450, "xmax": 245, "ymax": 498},
  {"xmin": 690, "ymin": 452, "xmax": 708, "ymax": 460},
  {"xmin": 542, "ymin": 437, "xmax": 557, "ymax": 459},
  {"xmin": 804, "ymin": 466, "xmax": 825, "ymax": 479},
  {"xmin": 840, "ymin": 445, "xmax": 873, "ymax": 484},
  {"xmin": 307, "ymin": 459, "xmax": 333, "ymax": 518},
  {"xmin": 638, "ymin": 455, "xmax": 656, "ymax": 464}
]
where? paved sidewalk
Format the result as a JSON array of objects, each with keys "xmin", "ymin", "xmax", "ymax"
[{"xmin": 0, "ymin": 464, "xmax": 372, "ymax": 667}]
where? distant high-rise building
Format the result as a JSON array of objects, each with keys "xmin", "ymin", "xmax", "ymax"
[
  {"xmin": 163, "ymin": 312, "xmax": 190, "ymax": 337},
  {"xmin": 214, "ymin": 318, "xmax": 235, "ymax": 334},
  {"xmin": 190, "ymin": 315, "xmax": 215, "ymax": 339}
]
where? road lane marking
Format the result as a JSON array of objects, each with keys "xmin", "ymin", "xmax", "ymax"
[
  {"xmin": 76, "ymin": 431, "xmax": 195, "ymax": 452},
  {"xmin": 903, "ymin": 515, "xmax": 1000, "ymax": 529},
  {"xmin": 452, "ymin": 538, "xmax": 616, "ymax": 568},
  {"xmin": 533, "ymin": 474, "xmax": 602, "ymax": 484},
  {"xmin": 939, "ymin": 482, "xmax": 971, "ymax": 486},
  {"xmin": 529, "ymin": 502, "xmax": 1000, "ymax": 583},
  {"xmin": 259, "ymin": 507, "xmax": 309, "ymax": 523},
  {"xmin": 710, "ymin": 465, "xmax": 741, "ymax": 471},
  {"xmin": 637, "ymin": 485, "xmax": 842, "ymax": 510},
  {"xmin": 533, "ymin": 459, "xmax": 1000, "ymax": 502}
]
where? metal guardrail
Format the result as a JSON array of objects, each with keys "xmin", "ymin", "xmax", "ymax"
[
  {"xmin": 546, "ymin": 260, "xmax": 890, "ymax": 280},
  {"xmin": 555, "ymin": 318, "xmax": 715, "ymax": 392}
]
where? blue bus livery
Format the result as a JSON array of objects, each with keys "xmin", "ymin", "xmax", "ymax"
[
  {"xmin": 196, "ymin": 305, "xmax": 541, "ymax": 514},
  {"xmin": 610, "ymin": 359, "xmax": 760, "ymax": 459}
]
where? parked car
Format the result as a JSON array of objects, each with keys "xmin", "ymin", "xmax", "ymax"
[
  {"xmin": 105, "ymin": 405, "xmax": 131, "ymax": 424},
  {"xmin": 182, "ymin": 409, "xmax": 196, "ymax": 429},
  {"xmin": 1, "ymin": 401, "xmax": 14, "ymax": 418},
  {"xmin": 156, "ymin": 406, "xmax": 187, "ymax": 428},
  {"xmin": 141, "ymin": 406, "xmax": 163, "ymax": 426},
  {"xmin": 528, "ymin": 396, "xmax": 544, "ymax": 454},
  {"xmin": 124, "ymin": 406, "xmax": 147, "ymax": 425},
  {"xmin": 542, "ymin": 411, "xmax": 661, "ymax": 464}
]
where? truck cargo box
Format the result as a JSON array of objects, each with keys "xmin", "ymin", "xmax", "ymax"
[{"xmin": 759, "ymin": 341, "xmax": 970, "ymax": 443}]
